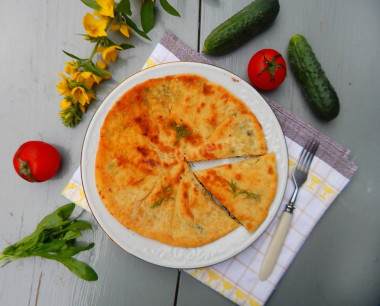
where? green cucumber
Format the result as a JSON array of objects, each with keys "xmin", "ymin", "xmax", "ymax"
[
  {"xmin": 288, "ymin": 34, "xmax": 340, "ymax": 120},
  {"xmin": 202, "ymin": 0, "xmax": 280, "ymax": 55}
]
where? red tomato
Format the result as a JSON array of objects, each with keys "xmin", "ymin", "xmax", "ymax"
[
  {"xmin": 13, "ymin": 141, "xmax": 61, "ymax": 182},
  {"xmin": 248, "ymin": 49, "xmax": 287, "ymax": 91}
]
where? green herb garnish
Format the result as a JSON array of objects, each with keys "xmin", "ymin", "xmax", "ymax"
[
  {"xmin": 229, "ymin": 180, "xmax": 261, "ymax": 201},
  {"xmin": 151, "ymin": 184, "xmax": 173, "ymax": 208},
  {"xmin": 168, "ymin": 120, "xmax": 193, "ymax": 144},
  {"xmin": 0, "ymin": 203, "xmax": 98, "ymax": 281}
]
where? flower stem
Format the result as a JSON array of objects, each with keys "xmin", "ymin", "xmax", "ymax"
[
  {"xmin": 89, "ymin": 20, "xmax": 112, "ymax": 61},
  {"xmin": 89, "ymin": 41, "xmax": 100, "ymax": 62}
]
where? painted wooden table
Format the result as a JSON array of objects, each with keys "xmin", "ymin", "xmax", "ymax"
[{"xmin": 0, "ymin": 0, "xmax": 379, "ymax": 305}]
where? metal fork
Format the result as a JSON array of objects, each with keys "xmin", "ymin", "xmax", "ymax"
[{"xmin": 259, "ymin": 140, "xmax": 319, "ymax": 281}]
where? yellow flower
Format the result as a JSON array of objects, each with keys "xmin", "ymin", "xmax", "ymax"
[
  {"xmin": 60, "ymin": 99, "xmax": 72, "ymax": 110},
  {"xmin": 83, "ymin": 13, "xmax": 107, "ymax": 37},
  {"xmin": 59, "ymin": 111, "xmax": 71, "ymax": 120},
  {"xmin": 96, "ymin": 61, "xmax": 111, "ymax": 79},
  {"xmin": 96, "ymin": 60, "xmax": 107, "ymax": 70},
  {"xmin": 73, "ymin": 72, "xmax": 94, "ymax": 89},
  {"xmin": 101, "ymin": 45, "xmax": 122, "ymax": 64},
  {"xmin": 96, "ymin": 62, "xmax": 111, "ymax": 79},
  {"xmin": 109, "ymin": 22, "xmax": 119, "ymax": 32},
  {"xmin": 110, "ymin": 21, "xmax": 131, "ymax": 38},
  {"xmin": 96, "ymin": 0, "xmax": 114, "ymax": 18},
  {"xmin": 96, "ymin": 46, "xmax": 105, "ymax": 53},
  {"xmin": 71, "ymin": 86, "xmax": 96, "ymax": 105},
  {"xmin": 64, "ymin": 61, "xmax": 78, "ymax": 76},
  {"xmin": 85, "ymin": 71, "xmax": 103, "ymax": 85},
  {"xmin": 74, "ymin": 71, "xmax": 102, "ymax": 89},
  {"xmin": 79, "ymin": 104, "xmax": 86, "ymax": 113},
  {"xmin": 56, "ymin": 73, "xmax": 71, "ymax": 96},
  {"xmin": 119, "ymin": 24, "xmax": 131, "ymax": 38}
]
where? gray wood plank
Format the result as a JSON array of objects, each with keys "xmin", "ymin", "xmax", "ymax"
[
  {"xmin": 0, "ymin": 0, "xmax": 194, "ymax": 305},
  {"xmin": 177, "ymin": 272, "xmax": 235, "ymax": 306},
  {"xmin": 189, "ymin": 0, "xmax": 380, "ymax": 305}
]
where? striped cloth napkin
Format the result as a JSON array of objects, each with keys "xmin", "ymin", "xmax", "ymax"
[{"xmin": 62, "ymin": 31, "xmax": 357, "ymax": 306}]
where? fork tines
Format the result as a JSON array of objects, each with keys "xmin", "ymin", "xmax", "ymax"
[{"xmin": 296, "ymin": 140, "xmax": 320, "ymax": 172}]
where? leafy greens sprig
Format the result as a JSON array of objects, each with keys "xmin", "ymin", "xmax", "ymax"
[
  {"xmin": 0, "ymin": 203, "xmax": 98, "ymax": 281},
  {"xmin": 229, "ymin": 180, "xmax": 261, "ymax": 201}
]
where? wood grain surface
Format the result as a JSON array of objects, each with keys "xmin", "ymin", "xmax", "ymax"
[{"xmin": 0, "ymin": 0, "xmax": 379, "ymax": 305}]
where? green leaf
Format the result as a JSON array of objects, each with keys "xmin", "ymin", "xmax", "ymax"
[
  {"xmin": 4, "ymin": 205, "xmax": 75, "ymax": 253},
  {"xmin": 36, "ymin": 204, "xmax": 75, "ymax": 232},
  {"xmin": 119, "ymin": 43, "xmax": 135, "ymax": 50},
  {"xmin": 56, "ymin": 203, "xmax": 76, "ymax": 220},
  {"xmin": 57, "ymin": 243, "xmax": 95, "ymax": 257},
  {"xmin": 2, "ymin": 239, "xmax": 36, "ymax": 257},
  {"xmin": 33, "ymin": 240, "xmax": 67, "ymax": 253},
  {"xmin": 0, "ymin": 203, "xmax": 97, "ymax": 281},
  {"xmin": 159, "ymin": 0, "xmax": 180, "ymax": 17},
  {"xmin": 62, "ymin": 230, "xmax": 83, "ymax": 241},
  {"xmin": 81, "ymin": 61, "xmax": 110, "ymax": 78},
  {"xmin": 115, "ymin": 0, "xmax": 131, "ymax": 15},
  {"xmin": 9, "ymin": 231, "xmax": 41, "ymax": 251},
  {"xmin": 121, "ymin": 13, "xmax": 151, "ymax": 40},
  {"xmin": 62, "ymin": 50, "xmax": 82, "ymax": 61},
  {"xmin": 78, "ymin": 34, "xmax": 98, "ymax": 43},
  {"xmin": 100, "ymin": 37, "xmax": 115, "ymax": 47},
  {"xmin": 64, "ymin": 221, "xmax": 93, "ymax": 232},
  {"xmin": 43, "ymin": 222, "xmax": 71, "ymax": 241},
  {"xmin": 101, "ymin": 37, "xmax": 130, "ymax": 49},
  {"xmin": 42, "ymin": 254, "xmax": 98, "ymax": 281},
  {"xmin": 0, "ymin": 254, "xmax": 14, "ymax": 267},
  {"xmin": 36, "ymin": 213, "xmax": 64, "ymax": 231},
  {"xmin": 140, "ymin": 0, "xmax": 155, "ymax": 33},
  {"xmin": 1, "ymin": 245, "xmax": 17, "ymax": 256},
  {"xmin": 80, "ymin": 0, "xmax": 102, "ymax": 10}
]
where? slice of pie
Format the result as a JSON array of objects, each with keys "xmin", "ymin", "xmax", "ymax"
[
  {"xmin": 166, "ymin": 74, "xmax": 268, "ymax": 161},
  {"xmin": 194, "ymin": 153, "xmax": 278, "ymax": 233}
]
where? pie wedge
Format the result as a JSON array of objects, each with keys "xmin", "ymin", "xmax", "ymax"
[{"xmin": 194, "ymin": 153, "xmax": 278, "ymax": 233}]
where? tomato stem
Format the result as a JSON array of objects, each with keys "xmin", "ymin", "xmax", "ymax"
[
  {"xmin": 259, "ymin": 54, "xmax": 285, "ymax": 81},
  {"xmin": 17, "ymin": 157, "xmax": 40, "ymax": 182}
]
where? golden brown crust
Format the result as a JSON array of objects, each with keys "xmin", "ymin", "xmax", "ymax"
[
  {"xmin": 95, "ymin": 73, "xmax": 271, "ymax": 247},
  {"xmin": 194, "ymin": 153, "xmax": 277, "ymax": 233}
]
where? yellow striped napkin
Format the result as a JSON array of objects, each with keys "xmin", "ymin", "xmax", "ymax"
[{"xmin": 62, "ymin": 31, "xmax": 357, "ymax": 306}]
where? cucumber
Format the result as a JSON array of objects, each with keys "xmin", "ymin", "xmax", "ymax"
[
  {"xmin": 202, "ymin": 0, "xmax": 280, "ymax": 55},
  {"xmin": 287, "ymin": 34, "xmax": 340, "ymax": 120}
]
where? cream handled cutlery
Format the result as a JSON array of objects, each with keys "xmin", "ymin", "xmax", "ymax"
[{"xmin": 259, "ymin": 140, "xmax": 319, "ymax": 281}]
